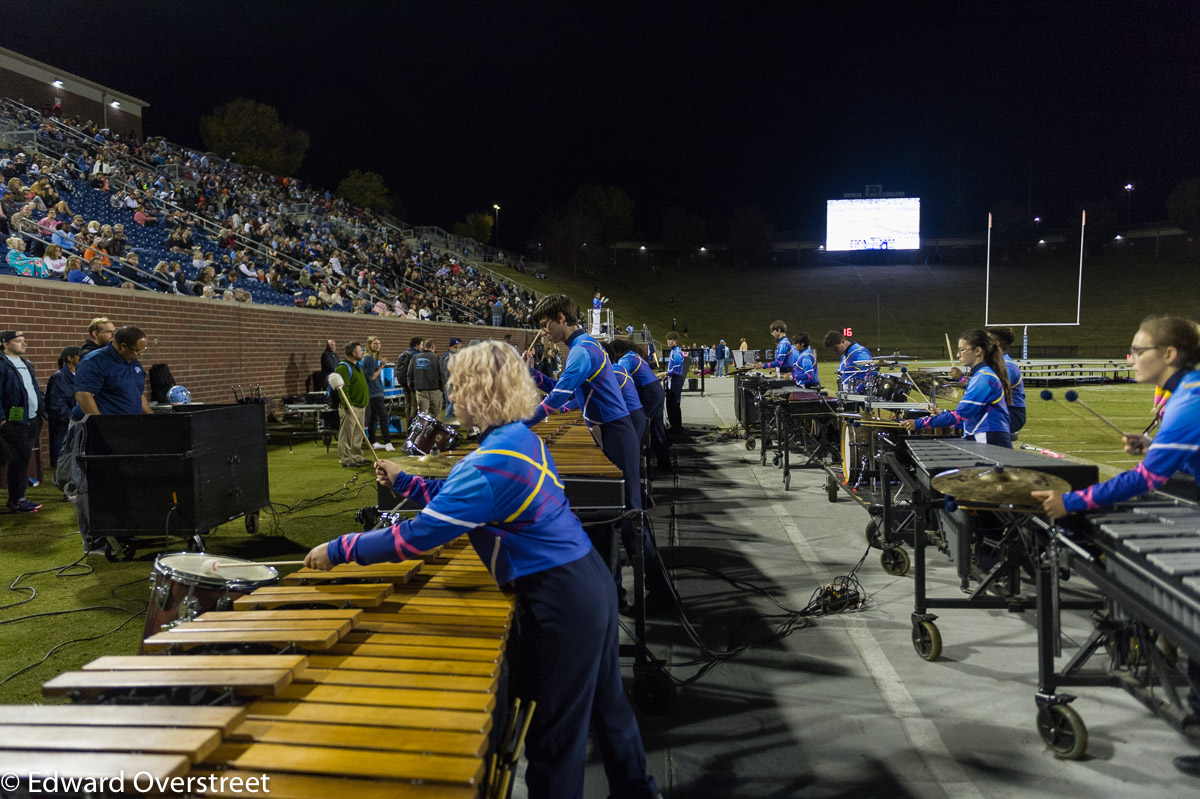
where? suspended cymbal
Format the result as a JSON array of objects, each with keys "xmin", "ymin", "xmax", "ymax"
[
  {"xmin": 931, "ymin": 466, "xmax": 1070, "ymax": 506},
  {"xmin": 393, "ymin": 454, "xmax": 456, "ymax": 477}
]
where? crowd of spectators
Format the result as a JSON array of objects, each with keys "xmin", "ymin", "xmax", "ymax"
[{"xmin": 0, "ymin": 99, "xmax": 542, "ymax": 326}]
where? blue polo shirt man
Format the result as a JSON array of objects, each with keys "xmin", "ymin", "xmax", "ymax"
[{"xmin": 73, "ymin": 326, "xmax": 152, "ymax": 417}]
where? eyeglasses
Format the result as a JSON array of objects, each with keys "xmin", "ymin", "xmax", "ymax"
[
  {"xmin": 1127, "ymin": 346, "xmax": 1160, "ymax": 360},
  {"xmin": 956, "ymin": 347, "xmax": 974, "ymax": 355}
]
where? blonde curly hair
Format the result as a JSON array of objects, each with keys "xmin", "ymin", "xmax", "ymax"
[{"xmin": 449, "ymin": 341, "xmax": 540, "ymax": 429}]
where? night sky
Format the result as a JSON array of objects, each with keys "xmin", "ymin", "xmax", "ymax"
[{"xmin": 3, "ymin": 1, "xmax": 1197, "ymax": 246}]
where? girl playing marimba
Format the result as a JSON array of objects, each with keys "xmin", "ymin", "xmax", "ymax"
[
  {"xmin": 305, "ymin": 341, "xmax": 661, "ymax": 799},
  {"xmin": 900, "ymin": 329, "xmax": 1012, "ymax": 448}
]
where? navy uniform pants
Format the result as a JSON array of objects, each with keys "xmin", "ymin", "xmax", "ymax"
[
  {"xmin": 636, "ymin": 382, "xmax": 672, "ymax": 470},
  {"xmin": 510, "ymin": 549, "xmax": 659, "ymax": 799},
  {"xmin": 1009, "ymin": 406, "xmax": 1027, "ymax": 434},
  {"xmin": 595, "ymin": 415, "xmax": 669, "ymax": 595},
  {"xmin": 666, "ymin": 374, "xmax": 683, "ymax": 430}
]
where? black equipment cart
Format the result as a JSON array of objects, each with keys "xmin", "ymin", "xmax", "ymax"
[{"xmin": 80, "ymin": 403, "xmax": 270, "ymax": 560}]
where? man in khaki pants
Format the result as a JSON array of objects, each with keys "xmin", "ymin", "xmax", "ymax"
[
  {"xmin": 407, "ymin": 339, "xmax": 447, "ymax": 420},
  {"xmin": 334, "ymin": 342, "xmax": 370, "ymax": 467}
]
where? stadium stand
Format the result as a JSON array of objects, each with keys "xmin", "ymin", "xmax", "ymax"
[{"xmin": 0, "ymin": 98, "xmax": 543, "ymax": 326}]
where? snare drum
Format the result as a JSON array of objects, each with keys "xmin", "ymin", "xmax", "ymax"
[
  {"xmin": 143, "ymin": 553, "xmax": 278, "ymax": 645},
  {"xmin": 405, "ymin": 412, "xmax": 461, "ymax": 455}
]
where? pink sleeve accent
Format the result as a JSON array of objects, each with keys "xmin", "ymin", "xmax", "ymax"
[
  {"xmin": 342, "ymin": 533, "xmax": 362, "ymax": 560},
  {"xmin": 1078, "ymin": 486, "xmax": 1100, "ymax": 510},
  {"xmin": 1135, "ymin": 461, "xmax": 1168, "ymax": 491},
  {"xmin": 390, "ymin": 523, "xmax": 421, "ymax": 557}
]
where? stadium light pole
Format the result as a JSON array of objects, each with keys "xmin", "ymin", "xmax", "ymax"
[
  {"xmin": 493, "ymin": 204, "xmax": 500, "ymax": 248},
  {"xmin": 1124, "ymin": 183, "xmax": 1134, "ymax": 222}
]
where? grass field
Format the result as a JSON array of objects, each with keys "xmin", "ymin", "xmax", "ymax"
[
  {"xmin": 0, "ymin": 371, "xmax": 1157, "ymax": 705},
  {"xmin": 524, "ymin": 247, "xmax": 1199, "ymax": 357}
]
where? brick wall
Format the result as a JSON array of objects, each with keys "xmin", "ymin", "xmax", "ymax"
[{"xmin": 1, "ymin": 275, "xmax": 536, "ymax": 403}]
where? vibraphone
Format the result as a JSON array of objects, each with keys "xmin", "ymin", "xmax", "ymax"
[
  {"xmin": 0, "ymin": 542, "xmax": 515, "ymax": 797},
  {"xmin": 758, "ymin": 390, "xmax": 839, "ymax": 490},
  {"xmin": 733, "ymin": 371, "xmax": 794, "ymax": 445},
  {"xmin": 879, "ymin": 438, "xmax": 1098, "ymax": 662},
  {"xmin": 1026, "ymin": 497, "xmax": 1200, "ymax": 758}
]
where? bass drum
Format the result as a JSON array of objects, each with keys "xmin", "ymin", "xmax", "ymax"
[
  {"xmin": 841, "ymin": 421, "xmax": 872, "ymax": 485},
  {"xmin": 142, "ymin": 552, "xmax": 278, "ymax": 650}
]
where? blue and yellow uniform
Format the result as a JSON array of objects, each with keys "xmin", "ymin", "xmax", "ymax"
[
  {"xmin": 766, "ymin": 336, "xmax": 798, "ymax": 373},
  {"xmin": 793, "ymin": 346, "xmax": 818, "ymax": 387},
  {"xmin": 1003, "ymin": 353, "xmax": 1026, "ymax": 433},
  {"xmin": 665, "ymin": 344, "xmax": 685, "ymax": 431},
  {"xmin": 911, "ymin": 362, "xmax": 1012, "ymax": 448},
  {"xmin": 326, "ymin": 422, "xmax": 659, "ymax": 799},
  {"xmin": 620, "ymin": 350, "xmax": 671, "ymax": 470},
  {"xmin": 611, "ymin": 362, "xmax": 647, "ymax": 443},
  {"xmin": 838, "ymin": 341, "xmax": 875, "ymax": 390},
  {"xmin": 526, "ymin": 330, "xmax": 628, "ymax": 426},
  {"xmin": 1062, "ymin": 369, "xmax": 1200, "ymax": 512}
]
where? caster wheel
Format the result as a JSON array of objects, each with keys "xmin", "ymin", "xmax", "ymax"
[
  {"xmin": 772, "ymin": 454, "xmax": 781, "ymax": 467},
  {"xmin": 783, "ymin": 472, "xmax": 791, "ymax": 491},
  {"xmin": 1037, "ymin": 703, "xmax": 1088, "ymax": 759},
  {"xmin": 826, "ymin": 476, "xmax": 839, "ymax": 503},
  {"xmin": 881, "ymin": 547, "xmax": 910, "ymax": 576},
  {"xmin": 103, "ymin": 538, "xmax": 136, "ymax": 563},
  {"xmin": 632, "ymin": 667, "xmax": 676, "ymax": 716},
  {"xmin": 745, "ymin": 439, "xmax": 756, "ymax": 451},
  {"xmin": 322, "ymin": 433, "xmax": 333, "ymax": 447},
  {"xmin": 912, "ymin": 620, "xmax": 942, "ymax": 661},
  {"xmin": 865, "ymin": 518, "xmax": 883, "ymax": 549},
  {"xmin": 245, "ymin": 512, "xmax": 260, "ymax": 535}
]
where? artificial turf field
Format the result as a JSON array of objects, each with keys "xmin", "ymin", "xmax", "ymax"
[{"xmin": 0, "ymin": 366, "xmax": 1158, "ymax": 705}]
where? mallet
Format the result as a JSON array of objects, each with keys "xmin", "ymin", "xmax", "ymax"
[
  {"xmin": 1040, "ymin": 389, "xmax": 1123, "ymax": 441},
  {"xmin": 1064, "ymin": 390, "xmax": 1127, "ymax": 437},
  {"xmin": 899, "ymin": 366, "xmax": 933, "ymax": 406},
  {"xmin": 328, "ymin": 371, "xmax": 381, "ymax": 464},
  {"xmin": 200, "ymin": 557, "xmax": 303, "ymax": 574}
]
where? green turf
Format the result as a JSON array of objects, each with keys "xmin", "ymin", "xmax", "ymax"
[
  {"xmin": 0, "ymin": 437, "xmax": 387, "ymax": 705},
  {"xmin": 527, "ymin": 249, "xmax": 1200, "ymax": 357}
]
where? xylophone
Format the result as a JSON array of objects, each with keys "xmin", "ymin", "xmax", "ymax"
[
  {"xmin": 1025, "ymin": 497, "xmax": 1200, "ymax": 758},
  {"xmin": 0, "ymin": 540, "xmax": 517, "ymax": 798}
]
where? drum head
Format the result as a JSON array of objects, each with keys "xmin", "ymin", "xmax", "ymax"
[{"xmin": 155, "ymin": 552, "xmax": 278, "ymax": 589}]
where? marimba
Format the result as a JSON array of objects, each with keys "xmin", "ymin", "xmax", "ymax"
[{"xmin": 0, "ymin": 540, "xmax": 514, "ymax": 798}]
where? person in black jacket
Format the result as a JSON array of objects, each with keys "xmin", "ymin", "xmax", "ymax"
[
  {"xmin": 44, "ymin": 346, "xmax": 81, "ymax": 468},
  {"xmin": 316, "ymin": 339, "xmax": 337, "ymax": 393},
  {"xmin": 79, "ymin": 317, "xmax": 115, "ymax": 356},
  {"xmin": 0, "ymin": 330, "xmax": 45, "ymax": 513},
  {"xmin": 396, "ymin": 336, "xmax": 423, "ymax": 424},
  {"xmin": 408, "ymin": 339, "xmax": 448, "ymax": 420}
]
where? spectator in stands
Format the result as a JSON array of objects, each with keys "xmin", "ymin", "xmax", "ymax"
[
  {"xmin": 86, "ymin": 257, "xmax": 112, "ymax": 287},
  {"xmin": 106, "ymin": 224, "xmax": 127, "ymax": 258},
  {"xmin": 117, "ymin": 251, "xmax": 144, "ymax": 286},
  {"xmin": 80, "ymin": 317, "xmax": 116, "ymax": 356},
  {"xmin": 45, "ymin": 345, "xmax": 81, "ymax": 468},
  {"xmin": 37, "ymin": 208, "xmax": 58, "ymax": 239},
  {"xmin": 73, "ymin": 325, "xmax": 152, "ymax": 416},
  {"xmin": 333, "ymin": 342, "xmax": 370, "ymax": 468},
  {"xmin": 5, "ymin": 236, "xmax": 44, "ymax": 277},
  {"xmin": 0, "ymin": 330, "xmax": 44, "ymax": 513},
  {"xmin": 51, "ymin": 222, "xmax": 74, "ymax": 252},
  {"xmin": 65, "ymin": 256, "xmax": 92, "ymax": 285},
  {"xmin": 409, "ymin": 339, "xmax": 447, "ymax": 420},
  {"xmin": 42, "ymin": 243, "xmax": 67, "ymax": 279},
  {"xmin": 492, "ymin": 298, "xmax": 504, "ymax": 326},
  {"xmin": 134, "ymin": 203, "xmax": 158, "ymax": 226}
]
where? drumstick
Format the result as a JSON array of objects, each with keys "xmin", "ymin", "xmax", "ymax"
[
  {"xmin": 899, "ymin": 367, "xmax": 932, "ymax": 405},
  {"xmin": 1040, "ymin": 389, "xmax": 1123, "ymax": 440},
  {"xmin": 200, "ymin": 558, "xmax": 304, "ymax": 574},
  {"xmin": 522, "ymin": 329, "xmax": 545, "ymax": 359},
  {"xmin": 1064, "ymin": 390, "xmax": 1128, "ymax": 437},
  {"xmin": 944, "ymin": 333, "xmax": 954, "ymax": 364}
]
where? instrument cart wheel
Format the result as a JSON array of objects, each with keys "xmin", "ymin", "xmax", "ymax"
[
  {"xmin": 783, "ymin": 472, "xmax": 791, "ymax": 491},
  {"xmin": 633, "ymin": 666, "xmax": 677, "ymax": 716},
  {"xmin": 826, "ymin": 475, "xmax": 839, "ymax": 503},
  {"xmin": 772, "ymin": 453, "xmax": 781, "ymax": 468},
  {"xmin": 880, "ymin": 547, "xmax": 910, "ymax": 576},
  {"xmin": 745, "ymin": 438, "xmax": 756, "ymax": 451},
  {"xmin": 245, "ymin": 512, "xmax": 261, "ymax": 536},
  {"xmin": 865, "ymin": 518, "xmax": 883, "ymax": 549},
  {"xmin": 322, "ymin": 432, "xmax": 333, "ymax": 447},
  {"xmin": 103, "ymin": 538, "xmax": 136, "ymax": 563},
  {"xmin": 1036, "ymin": 703, "xmax": 1088, "ymax": 760},
  {"xmin": 912, "ymin": 620, "xmax": 942, "ymax": 661}
]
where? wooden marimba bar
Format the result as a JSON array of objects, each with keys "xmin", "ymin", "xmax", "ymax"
[{"xmin": 0, "ymin": 539, "xmax": 514, "ymax": 798}]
